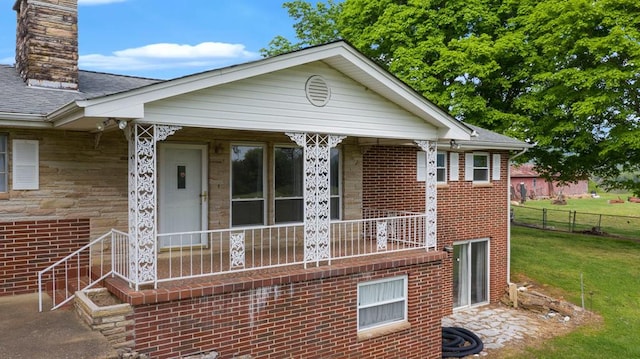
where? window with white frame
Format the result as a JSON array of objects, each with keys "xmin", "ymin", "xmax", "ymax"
[
  {"xmin": 329, "ymin": 147, "xmax": 341, "ymax": 220},
  {"xmin": 357, "ymin": 276, "xmax": 408, "ymax": 331},
  {"xmin": 465, "ymin": 152, "xmax": 489, "ymax": 183},
  {"xmin": 453, "ymin": 239, "xmax": 489, "ymax": 308},
  {"xmin": 233, "ymin": 144, "xmax": 341, "ymax": 226},
  {"xmin": 417, "ymin": 151, "xmax": 447, "ymax": 184},
  {"xmin": 231, "ymin": 144, "xmax": 265, "ymax": 226},
  {"xmin": 436, "ymin": 152, "xmax": 446, "ymax": 183},
  {"xmin": 275, "ymin": 146, "xmax": 304, "ymax": 223},
  {"xmin": 0, "ymin": 134, "xmax": 7, "ymax": 192}
]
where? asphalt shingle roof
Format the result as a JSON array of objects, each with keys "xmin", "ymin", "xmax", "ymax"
[
  {"xmin": 463, "ymin": 123, "xmax": 530, "ymax": 148},
  {"xmin": 0, "ymin": 65, "xmax": 160, "ymax": 116}
]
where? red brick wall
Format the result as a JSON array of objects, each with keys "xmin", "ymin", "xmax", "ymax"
[
  {"xmin": 363, "ymin": 146, "xmax": 510, "ymax": 309},
  {"xmin": 128, "ymin": 259, "xmax": 444, "ymax": 359},
  {"xmin": 0, "ymin": 218, "xmax": 90, "ymax": 296}
]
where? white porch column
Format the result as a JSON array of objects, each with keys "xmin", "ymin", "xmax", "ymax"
[
  {"xmin": 415, "ymin": 140, "xmax": 437, "ymax": 250},
  {"xmin": 128, "ymin": 124, "xmax": 181, "ymax": 289},
  {"xmin": 287, "ymin": 133, "xmax": 346, "ymax": 266}
]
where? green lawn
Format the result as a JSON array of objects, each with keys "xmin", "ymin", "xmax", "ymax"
[
  {"xmin": 519, "ymin": 192, "xmax": 639, "ymax": 216},
  {"xmin": 508, "ymin": 226, "xmax": 640, "ymax": 358},
  {"xmin": 512, "ymin": 193, "xmax": 640, "ymax": 239}
]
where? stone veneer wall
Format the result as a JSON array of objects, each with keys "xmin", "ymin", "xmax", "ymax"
[
  {"xmin": 106, "ymin": 252, "xmax": 446, "ymax": 359},
  {"xmin": 362, "ymin": 146, "xmax": 511, "ymax": 312},
  {"xmin": 0, "ymin": 218, "xmax": 89, "ymax": 295},
  {"xmin": 14, "ymin": 0, "xmax": 79, "ymax": 89},
  {"xmin": 0, "ymin": 129, "xmax": 129, "ymax": 237}
]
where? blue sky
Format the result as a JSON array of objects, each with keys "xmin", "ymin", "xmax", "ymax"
[{"xmin": 0, "ymin": 0, "xmax": 299, "ymax": 79}]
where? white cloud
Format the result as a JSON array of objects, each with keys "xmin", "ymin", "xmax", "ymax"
[
  {"xmin": 79, "ymin": 42, "xmax": 260, "ymax": 77},
  {"xmin": 78, "ymin": 0, "xmax": 127, "ymax": 5},
  {"xmin": 114, "ymin": 42, "xmax": 255, "ymax": 59}
]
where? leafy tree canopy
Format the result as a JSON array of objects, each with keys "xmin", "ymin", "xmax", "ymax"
[{"xmin": 262, "ymin": 0, "xmax": 640, "ymax": 195}]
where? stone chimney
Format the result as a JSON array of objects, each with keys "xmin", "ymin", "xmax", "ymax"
[{"xmin": 13, "ymin": 0, "xmax": 78, "ymax": 90}]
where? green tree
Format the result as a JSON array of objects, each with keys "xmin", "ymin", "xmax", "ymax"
[{"xmin": 264, "ymin": 0, "xmax": 640, "ymax": 194}]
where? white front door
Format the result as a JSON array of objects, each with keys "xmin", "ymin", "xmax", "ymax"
[{"xmin": 158, "ymin": 144, "xmax": 208, "ymax": 249}]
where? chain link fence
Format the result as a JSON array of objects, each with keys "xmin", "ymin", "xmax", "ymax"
[{"xmin": 511, "ymin": 206, "xmax": 640, "ymax": 240}]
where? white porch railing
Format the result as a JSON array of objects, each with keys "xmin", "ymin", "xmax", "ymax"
[
  {"xmin": 37, "ymin": 229, "xmax": 129, "ymax": 311},
  {"xmin": 155, "ymin": 210, "xmax": 429, "ymax": 284},
  {"xmin": 38, "ymin": 211, "xmax": 431, "ymax": 310}
]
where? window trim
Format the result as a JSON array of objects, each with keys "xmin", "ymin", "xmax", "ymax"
[
  {"xmin": 357, "ymin": 275, "xmax": 408, "ymax": 332},
  {"xmin": 436, "ymin": 151, "xmax": 447, "ymax": 184},
  {"xmin": 466, "ymin": 152, "xmax": 490, "ymax": 183},
  {"xmin": 329, "ymin": 146, "xmax": 342, "ymax": 221},
  {"xmin": 233, "ymin": 142, "xmax": 342, "ymax": 226},
  {"xmin": 417, "ymin": 150, "xmax": 447, "ymax": 184},
  {"xmin": 274, "ymin": 145, "xmax": 304, "ymax": 224},
  {"xmin": 453, "ymin": 238, "xmax": 490, "ymax": 309},
  {"xmin": 230, "ymin": 143, "xmax": 266, "ymax": 227}
]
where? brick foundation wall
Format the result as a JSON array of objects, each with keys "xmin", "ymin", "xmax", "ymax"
[
  {"xmin": 117, "ymin": 252, "xmax": 445, "ymax": 359},
  {"xmin": 0, "ymin": 218, "xmax": 90, "ymax": 296},
  {"xmin": 363, "ymin": 146, "xmax": 510, "ymax": 310}
]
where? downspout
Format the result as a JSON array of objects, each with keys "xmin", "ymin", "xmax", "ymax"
[{"xmin": 507, "ymin": 147, "xmax": 528, "ymax": 284}]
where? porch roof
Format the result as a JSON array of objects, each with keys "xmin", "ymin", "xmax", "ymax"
[{"xmin": 1, "ymin": 41, "xmax": 474, "ymax": 142}]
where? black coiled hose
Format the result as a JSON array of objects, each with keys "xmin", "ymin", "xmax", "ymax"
[{"xmin": 442, "ymin": 327, "xmax": 484, "ymax": 358}]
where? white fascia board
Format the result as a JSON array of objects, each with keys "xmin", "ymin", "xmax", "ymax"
[
  {"xmin": 0, "ymin": 113, "xmax": 52, "ymax": 129},
  {"xmin": 439, "ymin": 141, "xmax": 533, "ymax": 151}
]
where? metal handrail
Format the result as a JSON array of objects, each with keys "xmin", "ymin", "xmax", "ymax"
[{"xmin": 37, "ymin": 229, "xmax": 130, "ymax": 312}]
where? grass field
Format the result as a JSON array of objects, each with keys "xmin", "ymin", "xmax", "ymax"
[
  {"xmin": 508, "ymin": 226, "xmax": 640, "ymax": 358},
  {"xmin": 519, "ymin": 192, "xmax": 640, "ymax": 216},
  {"xmin": 512, "ymin": 193, "xmax": 640, "ymax": 239}
]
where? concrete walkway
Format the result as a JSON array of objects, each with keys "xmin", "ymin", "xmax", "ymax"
[{"xmin": 0, "ymin": 293, "xmax": 118, "ymax": 359}]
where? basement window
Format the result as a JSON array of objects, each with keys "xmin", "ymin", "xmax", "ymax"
[{"xmin": 357, "ymin": 276, "xmax": 408, "ymax": 332}]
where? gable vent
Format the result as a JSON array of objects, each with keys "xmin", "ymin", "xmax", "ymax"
[{"xmin": 305, "ymin": 75, "xmax": 331, "ymax": 107}]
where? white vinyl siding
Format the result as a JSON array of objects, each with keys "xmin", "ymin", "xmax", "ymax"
[
  {"xmin": 145, "ymin": 63, "xmax": 439, "ymax": 140},
  {"xmin": 12, "ymin": 139, "xmax": 38, "ymax": 190},
  {"xmin": 357, "ymin": 276, "xmax": 408, "ymax": 331}
]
